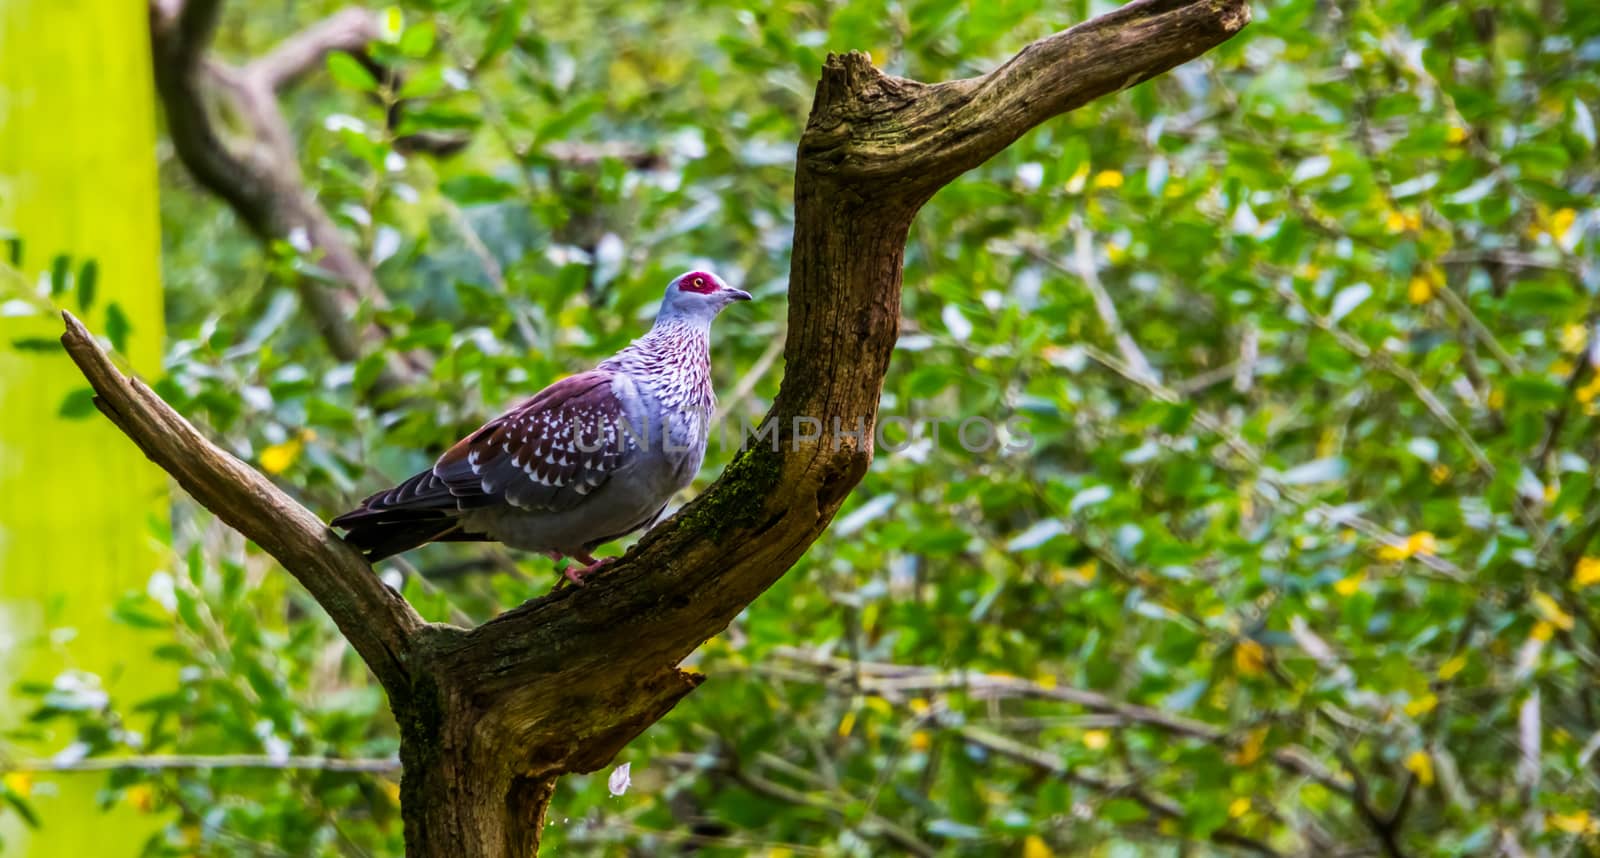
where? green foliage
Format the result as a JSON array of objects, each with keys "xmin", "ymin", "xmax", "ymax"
[{"xmin": 5, "ymin": 0, "xmax": 1600, "ymax": 854}]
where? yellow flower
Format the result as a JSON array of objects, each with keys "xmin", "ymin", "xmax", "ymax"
[
  {"xmin": 837, "ymin": 711, "xmax": 856, "ymax": 738},
  {"xmin": 910, "ymin": 731, "xmax": 932, "ymax": 752},
  {"xmin": 1410, "ymin": 532, "xmax": 1438, "ymax": 556},
  {"xmin": 1092, "ymin": 170, "xmax": 1124, "ymax": 189},
  {"xmin": 1333, "ymin": 571, "xmax": 1366, "ymax": 597},
  {"xmin": 1548, "ymin": 810, "xmax": 1596, "ymax": 834},
  {"xmin": 1377, "ymin": 532, "xmax": 1436, "ymax": 563},
  {"xmin": 1438, "ymin": 654, "xmax": 1468, "ymax": 680},
  {"xmin": 1404, "ymin": 692, "xmax": 1438, "ymax": 717},
  {"xmin": 1228, "ymin": 797, "xmax": 1252, "ymax": 819},
  {"xmin": 3, "ymin": 771, "xmax": 32, "ymax": 797},
  {"xmin": 909, "ymin": 697, "xmax": 930, "ymax": 716},
  {"xmin": 1386, "ymin": 210, "xmax": 1421, "ymax": 233},
  {"xmin": 1533, "ymin": 591, "xmax": 1576, "ymax": 631},
  {"xmin": 1404, "ymin": 750, "xmax": 1434, "ymax": 786},
  {"xmin": 1430, "ymin": 464, "xmax": 1451, "ymax": 484},
  {"xmin": 1559, "ymin": 324, "xmax": 1589, "ymax": 355},
  {"xmin": 1235, "ymin": 639, "xmax": 1267, "ymax": 676},
  {"xmin": 1550, "ymin": 207, "xmax": 1578, "ymax": 242},
  {"xmin": 1082, "ymin": 729, "xmax": 1111, "ymax": 751},
  {"xmin": 126, "ymin": 784, "xmax": 156, "ymax": 812},
  {"xmin": 1407, "ymin": 275, "xmax": 1433, "ymax": 304},
  {"xmin": 1532, "ymin": 620, "xmax": 1556, "ymax": 642},
  {"xmin": 1229, "ymin": 726, "xmax": 1269, "ymax": 766},
  {"xmin": 1446, "ymin": 125, "xmax": 1469, "ymax": 144},
  {"xmin": 1574, "ymin": 557, "xmax": 1600, "ymax": 590},
  {"xmin": 1578, "ymin": 375, "xmax": 1600, "ymax": 406},
  {"xmin": 259, "ymin": 438, "xmax": 302, "ymax": 475},
  {"xmin": 1022, "ymin": 834, "xmax": 1055, "ymax": 858}
]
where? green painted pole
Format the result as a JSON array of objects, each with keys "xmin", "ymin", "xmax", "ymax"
[{"xmin": 0, "ymin": 0, "xmax": 169, "ymax": 853}]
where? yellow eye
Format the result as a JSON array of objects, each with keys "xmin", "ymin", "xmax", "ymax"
[{"xmin": 693, "ymin": 277, "xmax": 705, "ymax": 287}]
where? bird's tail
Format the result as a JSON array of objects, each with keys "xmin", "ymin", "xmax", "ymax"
[
  {"xmin": 332, "ymin": 468, "xmax": 475, "ymax": 561},
  {"xmin": 333, "ymin": 511, "xmax": 463, "ymax": 562}
]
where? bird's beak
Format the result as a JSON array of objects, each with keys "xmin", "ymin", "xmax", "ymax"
[{"xmin": 726, "ymin": 288, "xmax": 753, "ymax": 302}]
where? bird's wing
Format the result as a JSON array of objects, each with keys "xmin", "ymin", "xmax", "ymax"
[{"xmin": 430, "ymin": 370, "xmax": 639, "ymax": 513}]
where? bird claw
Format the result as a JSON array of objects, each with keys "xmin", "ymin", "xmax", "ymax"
[{"xmin": 562, "ymin": 556, "xmax": 614, "ymax": 586}]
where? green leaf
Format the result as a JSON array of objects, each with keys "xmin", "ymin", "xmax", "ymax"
[
  {"xmin": 399, "ymin": 21, "xmax": 436, "ymax": 58},
  {"xmin": 439, "ymin": 175, "xmax": 515, "ymax": 205},
  {"xmin": 10, "ymin": 337, "xmax": 61, "ymax": 353},
  {"xmin": 104, "ymin": 301, "xmax": 131, "ymax": 353},
  {"xmin": 76, "ymin": 258, "xmax": 98, "ymax": 311},
  {"xmin": 478, "ymin": 0, "xmax": 526, "ymax": 66},
  {"xmin": 49, "ymin": 253, "xmax": 71, "ymax": 297},
  {"xmin": 398, "ymin": 66, "xmax": 446, "ymax": 100},
  {"xmin": 58, "ymin": 387, "xmax": 98, "ymax": 419},
  {"xmin": 1099, "ymin": 798, "xmax": 1150, "ymax": 824},
  {"xmin": 326, "ymin": 52, "xmax": 378, "ymax": 91},
  {"xmin": 4, "ymin": 791, "xmax": 39, "ymax": 829}
]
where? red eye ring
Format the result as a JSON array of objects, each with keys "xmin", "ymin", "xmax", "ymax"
[{"xmin": 678, "ymin": 271, "xmax": 718, "ymax": 294}]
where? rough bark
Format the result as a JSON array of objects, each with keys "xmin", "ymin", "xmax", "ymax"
[{"xmin": 67, "ymin": 1, "xmax": 1249, "ymax": 854}]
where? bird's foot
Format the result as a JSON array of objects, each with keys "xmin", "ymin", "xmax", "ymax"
[{"xmin": 561, "ymin": 555, "xmax": 614, "ymax": 586}]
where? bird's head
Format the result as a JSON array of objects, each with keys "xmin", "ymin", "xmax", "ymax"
[{"xmin": 658, "ymin": 270, "xmax": 752, "ymax": 322}]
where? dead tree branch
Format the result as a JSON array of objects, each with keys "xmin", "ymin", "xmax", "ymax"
[{"xmin": 80, "ymin": 2, "xmax": 1249, "ymax": 853}]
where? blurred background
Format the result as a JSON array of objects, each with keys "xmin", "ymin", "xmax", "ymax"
[{"xmin": 2, "ymin": 0, "xmax": 1598, "ymax": 855}]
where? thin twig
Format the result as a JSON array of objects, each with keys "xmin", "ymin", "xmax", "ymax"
[{"xmin": 1062, "ymin": 226, "xmax": 1158, "ymax": 382}]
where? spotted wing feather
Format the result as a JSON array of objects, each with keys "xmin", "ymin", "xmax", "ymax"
[{"xmin": 432, "ymin": 370, "xmax": 636, "ymax": 512}]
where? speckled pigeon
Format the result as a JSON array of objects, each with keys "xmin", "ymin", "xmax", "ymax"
[{"xmin": 332, "ymin": 270, "xmax": 751, "ymax": 583}]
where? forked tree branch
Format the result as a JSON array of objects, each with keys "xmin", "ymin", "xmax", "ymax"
[
  {"xmin": 82, "ymin": 2, "xmax": 1249, "ymax": 853},
  {"xmin": 802, "ymin": 0, "xmax": 1249, "ymax": 196}
]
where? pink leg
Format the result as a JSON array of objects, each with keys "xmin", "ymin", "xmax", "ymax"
[{"xmin": 562, "ymin": 552, "xmax": 614, "ymax": 586}]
